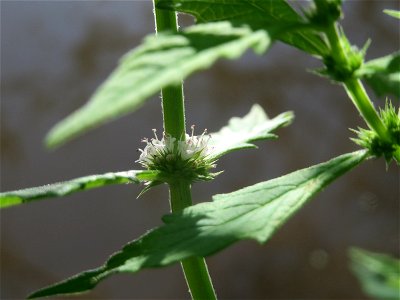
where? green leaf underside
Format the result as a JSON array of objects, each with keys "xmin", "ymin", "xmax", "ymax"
[
  {"xmin": 356, "ymin": 51, "xmax": 400, "ymax": 98},
  {"xmin": 46, "ymin": 22, "xmax": 270, "ymax": 148},
  {"xmin": 384, "ymin": 9, "xmax": 400, "ymax": 19},
  {"xmin": 349, "ymin": 247, "xmax": 400, "ymax": 300},
  {"xmin": 209, "ymin": 104, "xmax": 293, "ymax": 159},
  {"xmin": 0, "ymin": 170, "xmax": 157, "ymax": 208},
  {"xmin": 29, "ymin": 151, "xmax": 366, "ymax": 299},
  {"xmin": 157, "ymin": 0, "xmax": 329, "ymax": 56}
]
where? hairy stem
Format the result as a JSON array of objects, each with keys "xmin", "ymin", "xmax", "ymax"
[
  {"xmin": 153, "ymin": 2, "xmax": 217, "ymax": 299},
  {"xmin": 153, "ymin": 2, "xmax": 185, "ymax": 140},
  {"xmin": 326, "ymin": 23, "xmax": 391, "ymax": 144},
  {"xmin": 344, "ymin": 79, "xmax": 391, "ymax": 143},
  {"xmin": 169, "ymin": 182, "xmax": 217, "ymax": 300}
]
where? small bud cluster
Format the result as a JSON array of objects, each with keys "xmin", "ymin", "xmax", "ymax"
[
  {"xmin": 321, "ymin": 32, "xmax": 367, "ymax": 82},
  {"xmin": 352, "ymin": 101, "xmax": 400, "ymax": 164},
  {"xmin": 137, "ymin": 126, "xmax": 219, "ymax": 185}
]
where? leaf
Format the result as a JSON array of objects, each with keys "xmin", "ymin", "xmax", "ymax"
[
  {"xmin": 156, "ymin": 0, "xmax": 329, "ymax": 56},
  {"xmin": 29, "ymin": 151, "xmax": 367, "ymax": 298},
  {"xmin": 384, "ymin": 9, "xmax": 400, "ymax": 19},
  {"xmin": 0, "ymin": 170, "xmax": 156, "ymax": 209},
  {"xmin": 356, "ymin": 51, "xmax": 400, "ymax": 98},
  {"xmin": 349, "ymin": 247, "xmax": 400, "ymax": 300},
  {"xmin": 209, "ymin": 104, "xmax": 293, "ymax": 159},
  {"xmin": 46, "ymin": 22, "xmax": 270, "ymax": 148}
]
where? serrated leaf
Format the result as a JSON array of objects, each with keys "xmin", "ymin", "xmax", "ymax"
[
  {"xmin": 29, "ymin": 151, "xmax": 366, "ymax": 298},
  {"xmin": 356, "ymin": 51, "xmax": 400, "ymax": 98},
  {"xmin": 46, "ymin": 22, "xmax": 270, "ymax": 148},
  {"xmin": 209, "ymin": 104, "xmax": 293, "ymax": 159},
  {"xmin": 0, "ymin": 170, "xmax": 156, "ymax": 208},
  {"xmin": 156, "ymin": 0, "xmax": 329, "ymax": 56},
  {"xmin": 349, "ymin": 247, "xmax": 400, "ymax": 300},
  {"xmin": 384, "ymin": 9, "xmax": 400, "ymax": 19}
]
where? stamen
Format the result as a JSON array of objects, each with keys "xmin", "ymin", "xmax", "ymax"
[
  {"xmin": 152, "ymin": 128, "xmax": 158, "ymax": 140},
  {"xmin": 137, "ymin": 127, "xmax": 214, "ymax": 167},
  {"xmin": 191, "ymin": 125, "xmax": 195, "ymax": 137}
]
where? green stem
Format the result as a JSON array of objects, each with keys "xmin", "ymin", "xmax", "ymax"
[
  {"xmin": 344, "ymin": 79, "xmax": 391, "ymax": 143},
  {"xmin": 153, "ymin": 3, "xmax": 186, "ymax": 140},
  {"xmin": 325, "ymin": 23, "xmax": 347, "ymax": 66},
  {"xmin": 325, "ymin": 23, "xmax": 391, "ymax": 144},
  {"xmin": 169, "ymin": 182, "xmax": 217, "ymax": 300},
  {"xmin": 153, "ymin": 2, "xmax": 217, "ymax": 299}
]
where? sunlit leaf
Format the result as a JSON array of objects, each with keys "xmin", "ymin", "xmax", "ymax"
[
  {"xmin": 46, "ymin": 22, "xmax": 270, "ymax": 148},
  {"xmin": 156, "ymin": 0, "xmax": 329, "ymax": 56},
  {"xmin": 29, "ymin": 151, "xmax": 366, "ymax": 298},
  {"xmin": 0, "ymin": 170, "xmax": 156, "ymax": 208},
  {"xmin": 349, "ymin": 247, "xmax": 400, "ymax": 300},
  {"xmin": 209, "ymin": 104, "xmax": 293, "ymax": 159},
  {"xmin": 384, "ymin": 9, "xmax": 400, "ymax": 19}
]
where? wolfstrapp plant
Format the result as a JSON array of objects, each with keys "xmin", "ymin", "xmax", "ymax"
[{"xmin": 1, "ymin": 1, "xmax": 399, "ymax": 299}]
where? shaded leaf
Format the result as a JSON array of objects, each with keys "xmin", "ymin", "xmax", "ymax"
[
  {"xmin": 0, "ymin": 170, "xmax": 156, "ymax": 208},
  {"xmin": 349, "ymin": 247, "xmax": 400, "ymax": 300},
  {"xmin": 157, "ymin": 0, "xmax": 329, "ymax": 56},
  {"xmin": 29, "ymin": 151, "xmax": 367, "ymax": 298},
  {"xmin": 356, "ymin": 51, "xmax": 400, "ymax": 98},
  {"xmin": 46, "ymin": 22, "xmax": 270, "ymax": 148},
  {"xmin": 209, "ymin": 104, "xmax": 293, "ymax": 159}
]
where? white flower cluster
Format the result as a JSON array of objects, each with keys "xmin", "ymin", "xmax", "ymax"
[{"xmin": 137, "ymin": 126, "xmax": 213, "ymax": 168}]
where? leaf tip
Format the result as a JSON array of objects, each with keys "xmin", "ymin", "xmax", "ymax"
[
  {"xmin": 383, "ymin": 9, "xmax": 400, "ymax": 19},
  {"xmin": 44, "ymin": 128, "xmax": 63, "ymax": 150},
  {"xmin": 282, "ymin": 111, "xmax": 295, "ymax": 126}
]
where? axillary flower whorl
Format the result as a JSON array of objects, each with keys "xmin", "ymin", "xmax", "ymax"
[{"xmin": 136, "ymin": 126, "xmax": 219, "ymax": 184}]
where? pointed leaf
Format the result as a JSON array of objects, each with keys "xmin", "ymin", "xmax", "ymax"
[
  {"xmin": 156, "ymin": 0, "xmax": 329, "ymax": 56},
  {"xmin": 46, "ymin": 22, "xmax": 270, "ymax": 148},
  {"xmin": 384, "ymin": 9, "xmax": 400, "ymax": 19},
  {"xmin": 349, "ymin": 247, "xmax": 400, "ymax": 300},
  {"xmin": 29, "ymin": 151, "xmax": 366, "ymax": 298},
  {"xmin": 356, "ymin": 51, "xmax": 400, "ymax": 98},
  {"xmin": 0, "ymin": 170, "xmax": 155, "ymax": 208},
  {"xmin": 209, "ymin": 104, "xmax": 293, "ymax": 159}
]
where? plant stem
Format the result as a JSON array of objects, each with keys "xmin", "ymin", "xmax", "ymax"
[
  {"xmin": 153, "ymin": 2, "xmax": 217, "ymax": 299},
  {"xmin": 153, "ymin": 2, "xmax": 186, "ymax": 140},
  {"xmin": 325, "ymin": 23, "xmax": 391, "ymax": 144},
  {"xmin": 169, "ymin": 182, "xmax": 217, "ymax": 300},
  {"xmin": 344, "ymin": 78, "xmax": 391, "ymax": 143},
  {"xmin": 325, "ymin": 23, "xmax": 347, "ymax": 66}
]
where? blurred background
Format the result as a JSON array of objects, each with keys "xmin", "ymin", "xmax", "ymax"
[{"xmin": 1, "ymin": 1, "xmax": 399, "ymax": 299}]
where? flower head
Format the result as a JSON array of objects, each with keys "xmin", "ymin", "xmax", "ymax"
[
  {"xmin": 352, "ymin": 100, "xmax": 400, "ymax": 165},
  {"xmin": 136, "ymin": 126, "xmax": 219, "ymax": 185}
]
